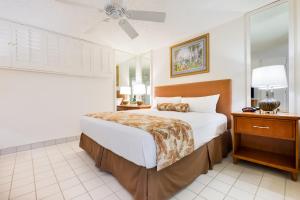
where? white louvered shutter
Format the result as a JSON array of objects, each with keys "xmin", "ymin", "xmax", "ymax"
[
  {"xmin": 13, "ymin": 25, "xmax": 30, "ymax": 68},
  {"xmin": 69, "ymin": 39, "xmax": 83, "ymax": 75},
  {"xmin": 46, "ymin": 33, "xmax": 61, "ymax": 72},
  {"xmin": 102, "ymin": 48, "xmax": 113, "ymax": 74},
  {"xmin": 58, "ymin": 36, "xmax": 66, "ymax": 73},
  {"xmin": 59, "ymin": 37, "xmax": 82, "ymax": 74},
  {"xmin": 29, "ymin": 28, "xmax": 46, "ymax": 68},
  {"xmin": 92, "ymin": 45, "xmax": 102, "ymax": 77},
  {"xmin": 0, "ymin": 20, "xmax": 12, "ymax": 67},
  {"xmin": 2, "ymin": 19, "xmax": 112, "ymax": 77},
  {"xmin": 82, "ymin": 42, "xmax": 92, "ymax": 76}
]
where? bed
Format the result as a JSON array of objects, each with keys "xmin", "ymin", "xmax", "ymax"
[{"xmin": 79, "ymin": 79, "xmax": 232, "ymax": 200}]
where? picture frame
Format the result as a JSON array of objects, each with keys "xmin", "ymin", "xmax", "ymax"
[{"xmin": 170, "ymin": 33, "xmax": 209, "ymax": 78}]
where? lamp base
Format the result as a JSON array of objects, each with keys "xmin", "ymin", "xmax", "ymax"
[
  {"xmin": 122, "ymin": 100, "xmax": 129, "ymax": 105},
  {"xmin": 137, "ymin": 101, "xmax": 143, "ymax": 106},
  {"xmin": 258, "ymin": 98, "xmax": 280, "ymax": 113}
]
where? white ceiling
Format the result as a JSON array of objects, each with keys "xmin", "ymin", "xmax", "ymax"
[{"xmin": 0, "ymin": 0, "xmax": 276, "ymax": 53}]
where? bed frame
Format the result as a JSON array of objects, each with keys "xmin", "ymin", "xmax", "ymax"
[
  {"xmin": 155, "ymin": 79, "xmax": 232, "ymax": 128},
  {"xmin": 80, "ymin": 79, "xmax": 232, "ymax": 200}
]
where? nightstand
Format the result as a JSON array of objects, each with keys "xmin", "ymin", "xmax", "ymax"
[
  {"xmin": 117, "ymin": 104, "xmax": 151, "ymax": 111},
  {"xmin": 232, "ymin": 112, "xmax": 300, "ymax": 181}
]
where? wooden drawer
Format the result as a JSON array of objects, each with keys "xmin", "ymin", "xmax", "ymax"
[
  {"xmin": 235, "ymin": 117, "xmax": 295, "ymax": 140},
  {"xmin": 117, "ymin": 107, "xmax": 127, "ymax": 111},
  {"xmin": 117, "ymin": 105, "xmax": 151, "ymax": 111}
]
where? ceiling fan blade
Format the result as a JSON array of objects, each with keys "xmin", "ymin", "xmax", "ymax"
[
  {"xmin": 126, "ymin": 10, "xmax": 166, "ymax": 22},
  {"xmin": 118, "ymin": 19, "xmax": 139, "ymax": 39},
  {"xmin": 103, "ymin": 18, "xmax": 111, "ymax": 22},
  {"xmin": 56, "ymin": 0, "xmax": 103, "ymax": 10}
]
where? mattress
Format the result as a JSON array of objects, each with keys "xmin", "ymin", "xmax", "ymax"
[{"xmin": 80, "ymin": 109, "xmax": 227, "ymax": 169}]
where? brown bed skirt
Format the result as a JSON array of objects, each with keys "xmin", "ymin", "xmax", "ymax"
[{"xmin": 80, "ymin": 131, "xmax": 232, "ymax": 200}]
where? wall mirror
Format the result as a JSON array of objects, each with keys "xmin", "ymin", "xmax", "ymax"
[
  {"xmin": 246, "ymin": 0, "xmax": 294, "ymax": 113},
  {"xmin": 115, "ymin": 50, "xmax": 151, "ymax": 109}
]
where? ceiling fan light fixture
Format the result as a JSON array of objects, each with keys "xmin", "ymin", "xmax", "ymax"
[
  {"xmin": 56, "ymin": 0, "xmax": 166, "ymax": 39},
  {"xmin": 104, "ymin": 0, "xmax": 127, "ymax": 19}
]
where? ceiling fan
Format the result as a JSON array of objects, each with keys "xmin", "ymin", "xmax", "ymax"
[{"xmin": 56, "ymin": 0, "xmax": 166, "ymax": 39}]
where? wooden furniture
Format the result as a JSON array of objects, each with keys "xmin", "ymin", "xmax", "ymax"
[
  {"xmin": 251, "ymin": 98, "xmax": 259, "ymax": 107},
  {"xmin": 117, "ymin": 104, "xmax": 151, "ymax": 111},
  {"xmin": 232, "ymin": 112, "xmax": 300, "ymax": 181}
]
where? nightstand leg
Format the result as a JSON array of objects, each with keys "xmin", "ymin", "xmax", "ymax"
[
  {"xmin": 233, "ymin": 157, "xmax": 239, "ymax": 164},
  {"xmin": 291, "ymin": 172, "xmax": 298, "ymax": 181}
]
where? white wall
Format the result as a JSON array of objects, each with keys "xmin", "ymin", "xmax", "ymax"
[
  {"xmin": 152, "ymin": 18, "xmax": 246, "ymax": 112},
  {"xmin": 0, "ymin": 69, "xmax": 114, "ymax": 149},
  {"xmin": 296, "ymin": 0, "xmax": 300, "ymax": 115}
]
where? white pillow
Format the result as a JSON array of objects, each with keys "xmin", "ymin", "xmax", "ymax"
[
  {"xmin": 181, "ymin": 95, "xmax": 220, "ymax": 113},
  {"xmin": 152, "ymin": 97, "xmax": 182, "ymax": 109}
]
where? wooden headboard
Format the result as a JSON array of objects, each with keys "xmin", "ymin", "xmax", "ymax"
[{"xmin": 154, "ymin": 79, "xmax": 232, "ymax": 129}]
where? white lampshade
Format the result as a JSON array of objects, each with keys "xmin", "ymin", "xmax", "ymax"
[
  {"xmin": 120, "ymin": 86, "xmax": 131, "ymax": 95},
  {"xmin": 146, "ymin": 86, "xmax": 151, "ymax": 95},
  {"xmin": 133, "ymin": 84, "xmax": 146, "ymax": 95},
  {"xmin": 252, "ymin": 65, "xmax": 288, "ymax": 90}
]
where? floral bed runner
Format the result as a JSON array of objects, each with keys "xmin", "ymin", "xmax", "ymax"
[{"xmin": 86, "ymin": 112, "xmax": 194, "ymax": 171}]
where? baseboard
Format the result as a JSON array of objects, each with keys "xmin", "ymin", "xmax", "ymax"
[{"xmin": 0, "ymin": 135, "xmax": 80, "ymax": 156}]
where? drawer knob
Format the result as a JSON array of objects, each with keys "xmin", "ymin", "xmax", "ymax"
[{"xmin": 253, "ymin": 125, "xmax": 270, "ymax": 129}]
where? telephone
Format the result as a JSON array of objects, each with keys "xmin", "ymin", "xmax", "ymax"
[{"xmin": 242, "ymin": 107, "xmax": 257, "ymax": 113}]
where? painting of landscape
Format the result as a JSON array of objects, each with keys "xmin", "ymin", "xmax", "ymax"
[{"xmin": 171, "ymin": 34, "xmax": 209, "ymax": 77}]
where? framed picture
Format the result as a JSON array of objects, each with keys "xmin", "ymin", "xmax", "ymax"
[{"xmin": 170, "ymin": 33, "xmax": 209, "ymax": 78}]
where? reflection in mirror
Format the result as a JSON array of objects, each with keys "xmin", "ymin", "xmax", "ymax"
[
  {"xmin": 115, "ymin": 50, "xmax": 151, "ymax": 108},
  {"xmin": 250, "ymin": 2, "xmax": 289, "ymax": 112}
]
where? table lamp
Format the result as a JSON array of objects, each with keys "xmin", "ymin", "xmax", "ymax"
[
  {"xmin": 133, "ymin": 84, "xmax": 146, "ymax": 105},
  {"xmin": 146, "ymin": 86, "xmax": 151, "ymax": 95},
  {"xmin": 252, "ymin": 65, "xmax": 288, "ymax": 113},
  {"xmin": 120, "ymin": 86, "xmax": 131, "ymax": 105}
]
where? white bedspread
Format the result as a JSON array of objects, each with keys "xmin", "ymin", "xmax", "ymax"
[{"xmin": 80, "ymin": 110, "xmax": 227, "ymax": 169}]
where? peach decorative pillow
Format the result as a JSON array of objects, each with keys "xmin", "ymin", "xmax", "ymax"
[
  {"xmin": 157, "ymin": 103, "xmax": 190, "ymax": 112},
  {"xmin": 173, "ymin": 103, "xmax": 190, "ymax": 112}
]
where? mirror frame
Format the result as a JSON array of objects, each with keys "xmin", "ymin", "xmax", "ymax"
[{"xmin": 245, "ymin": 0, "xmax": 296, "ymax": 112}]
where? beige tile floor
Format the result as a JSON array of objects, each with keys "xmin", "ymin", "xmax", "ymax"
[{"xmin": 0, "ymin": 140, "xmax": 299, "ymax": 200}]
